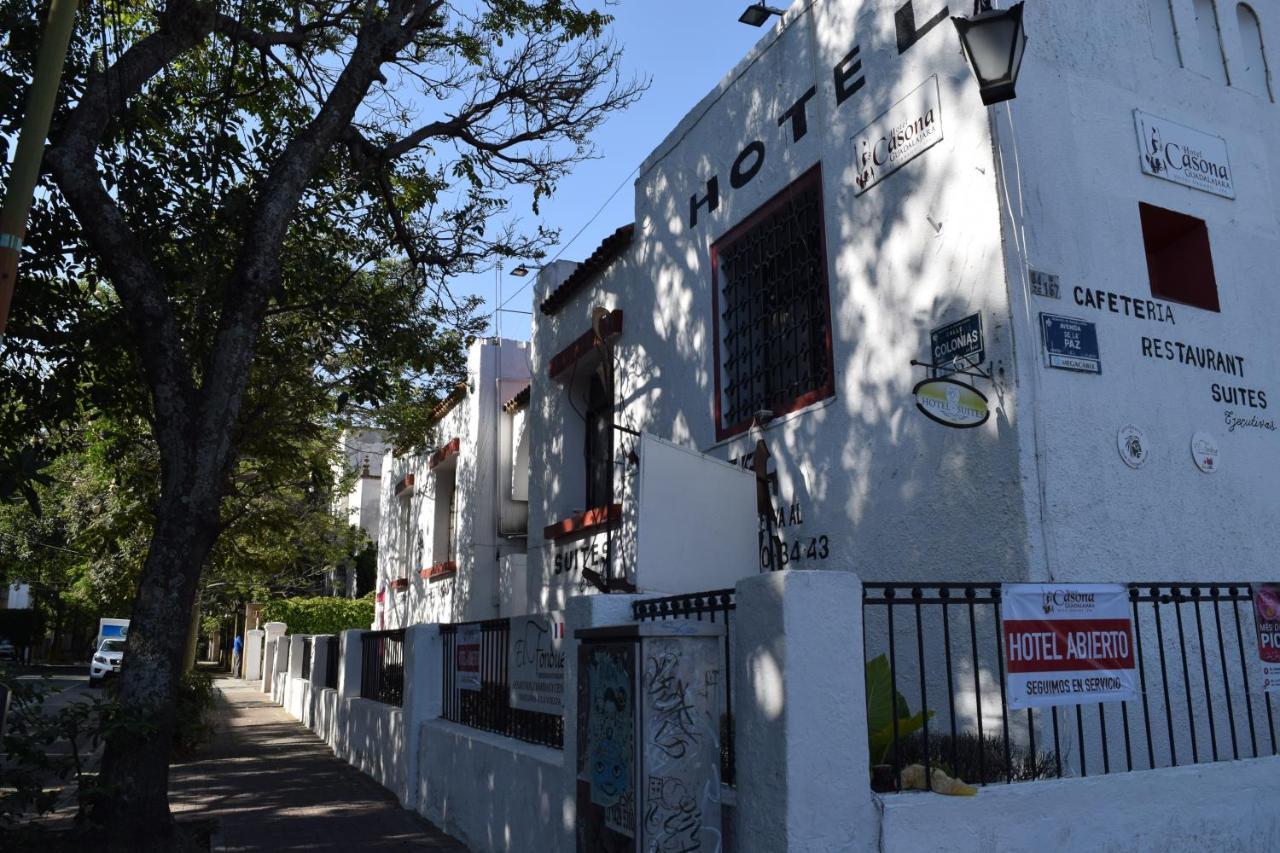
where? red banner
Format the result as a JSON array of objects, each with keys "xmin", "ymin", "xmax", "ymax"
[{"xmin": 1004, "ymin": 618, "xmax": 1135, "ymax": 674}]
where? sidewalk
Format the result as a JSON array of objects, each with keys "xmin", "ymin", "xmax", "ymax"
[{"xmin": 170, "ymin": 678, "xmax": 467, "ymax": 852}]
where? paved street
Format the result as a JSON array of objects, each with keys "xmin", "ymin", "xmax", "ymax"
[{"xmin": 170, "ymin": 678, "xmax": 467, "ymax": 852}]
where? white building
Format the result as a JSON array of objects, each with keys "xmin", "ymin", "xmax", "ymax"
[
  {"xmin": 329, "ymin": 428, "xmax": 387, "ymax": 597},
  {"xmin": 374, "ymin": 338, "xmax": 533, "ymax": 627},
  {"xmin": 1, "ymin": 582, "xmax": 31, "ymax": 609},
  {"xmin": 517, "ymin": 0, "xmax": 1280, "ymax": 609},
  {"xmin": 335, "ymin": 428, "xmax": 388, "ymax": 543}
]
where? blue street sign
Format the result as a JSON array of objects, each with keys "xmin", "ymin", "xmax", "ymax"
[{"xmin": 1040, "ymin": 313, "xmax": 1101, "ymax": 374}]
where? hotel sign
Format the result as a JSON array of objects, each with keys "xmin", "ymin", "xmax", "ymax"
[
  {"xmin": 1134, "ymin": 110, "xmax": 1234, "ymax": 199},
  {"xmin": 1003, "ymin": 584, "xmax": 1139, "ymax": 710},
  {"xmin": 852, "ymin": 76, "xmax": 944, "ymax": 195}
]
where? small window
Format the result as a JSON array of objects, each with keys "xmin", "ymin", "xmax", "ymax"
[
  {"xmin": 432, "ymin": 467, "xmax": 457, "ymax": 565},
  {"xmin": 1139, "ymin": 202, "xmax": 1220, "ymax": 312},
  {"xmin": 1195, "ymin": 0, "xmax": 1230, "ymax": 83},
  {"xmin": 584, "ymin": 373, "xmax": 612, "ymax": 508},
  {"xmin": 1236, "ymin": 4, "xmax": 1273, "ymax": 99},
  {"xmin": 1149, "ymin": 0, "xmax": 1181, "ymax": 65},
  {"xmin": 711, "ymin": 166, "xmax": 835, "ymax": 440}
]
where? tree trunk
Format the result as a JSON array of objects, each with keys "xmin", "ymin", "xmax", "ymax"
[{"xmin": 91, "ymin": 488, "xmax": 221, "ymax": 846}]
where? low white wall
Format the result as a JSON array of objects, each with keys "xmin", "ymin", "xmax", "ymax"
[
  {"xmin": 341, "ymin": 697, "xmax": 407, "ymax": 801},
  {"xmin": 418, "ymin": 720, "xmax": 570, "ymax": 853},
  {"xmin": 287, "ymin": 677, "xmax": 310, "ymax": 723},
  {"xmin": 313, "ymin": 686, "xmax": 339, "ymax": 746},
  {"xmin": 880, "ymin": 755, "xmax": 1280, "ymax": 853}
]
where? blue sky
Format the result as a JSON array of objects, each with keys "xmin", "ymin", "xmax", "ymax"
[{"xmin": 460, "ymin": 1, "xmax": 778, "ymax": 341}]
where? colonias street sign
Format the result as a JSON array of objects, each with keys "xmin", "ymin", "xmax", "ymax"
[{"xmin": 930, "ymin": 313, "xmax": 983, "ymax": 370}]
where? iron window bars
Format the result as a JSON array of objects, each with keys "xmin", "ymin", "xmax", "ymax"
[{"xmin": 712, "ymin": 166, "xmax": 834, "ymax": 439}]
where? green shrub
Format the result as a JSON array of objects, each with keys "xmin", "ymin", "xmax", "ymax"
[
  {"xmin": 258, "ymin": 594, "xmax": 374, "ymax": 635},
  {"xmin": 171, "ymin": 670, "xmax": 218, "ymax": 759}
]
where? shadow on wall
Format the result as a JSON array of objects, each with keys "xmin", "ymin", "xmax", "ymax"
[{"xmin": 593, "ymin": 6, "xmax": 1025, "ymax": 586}]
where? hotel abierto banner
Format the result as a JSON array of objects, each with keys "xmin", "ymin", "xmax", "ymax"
[
  {"xmin": 1253, "ymin": 585, "xmax": 1280, "ymax": 692},
  {"xmin": 1002, "ymin": 584, "xmax": 1139, "ymax": 710}
]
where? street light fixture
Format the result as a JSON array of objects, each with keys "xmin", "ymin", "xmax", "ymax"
[
  {"xmin": 952, "ymin": 1, "xmax": 1028, "ymax": 106},
  {"xmin": 509, "ymin": 264, "xmax": 531, "ymax": 277},
  {"xmin": 739, "ymin": 2, "xmax": 785, "ymax": 27}
]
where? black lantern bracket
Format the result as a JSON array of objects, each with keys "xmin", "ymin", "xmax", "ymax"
[{"xmin": 911, "ymin": 354, "xmax": 993, "ymax": 383}]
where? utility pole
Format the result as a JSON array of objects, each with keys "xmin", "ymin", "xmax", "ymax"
[{"xmin": 0, "ymin": 0, "xmax": 81, "ymax": 338}]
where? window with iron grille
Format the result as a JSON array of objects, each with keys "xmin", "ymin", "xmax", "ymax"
[
  {"xmin": 712, "ymin": 166, "xmax": 834, "ymax": 439},
  {"xmin": 584, "ymin": 373, "xmax": 612, "ymax": 508}
]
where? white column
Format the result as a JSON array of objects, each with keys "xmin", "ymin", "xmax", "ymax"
[
  {"xmin": 273, "ymin": 633, "xmax": 290, "ymax": 704},
  {"xmin": 399, "ymin": 623, "xmax": 442, "ymax": 810},
  {"xmin": 261, "ymin": 621, "xmax": 286, "ymax": 693},
  {"xmin": 244, "ymin": 628, "xmax": 265, "ymax": 681},
  {"xmin": 335, "ymin": 628, "xmax": 366, "ymax": 760},
  {"xmin": 305, "ymin": 636, "xmax": 328, "ymax": 729},
  {"xmin": 734, "ymin": 570, "xmax": 877, "ymax": 853},
  {"xmin": 286, "ymin": 634, "xmax": 307, "ymax": 719}
]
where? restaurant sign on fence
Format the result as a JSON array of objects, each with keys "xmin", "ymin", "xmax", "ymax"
[
  {"xmin": 456, "ymin": 623, "xmax": 481, "ymax": 692},
  {"xmin": 1002, "ymin": 584, "xmax": 1139, "ymax": 709},
  {"xmin": 508, "ymin": 613, "xmax": 566, "ymax": 714},
  {"xmin": 1253, "ymin": 584, "xmax": 1280, "ymax": 692}
]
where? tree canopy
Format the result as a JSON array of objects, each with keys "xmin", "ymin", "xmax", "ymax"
[{"xmin": 0, "ymin": 0, "xmax": 641, "ymax": 840}]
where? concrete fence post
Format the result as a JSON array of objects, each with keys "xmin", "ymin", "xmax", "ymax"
[
  {"xmin": 273, "ymin": 634, "xmax": 291, "ymax": 704},
  {"xmin": 305, "ymin": 636, "xmax": 327, "ymax": 729},
  {"xmin": 335, "ymin": 628, "xmax": 366, "ymax": 760},
  {"xmin": 244, "ymin": 628, "xmax": 265, "ymax": 682},
  {"xmin": 400, "ymin": 623, "xmax": 442, "ymax": 810},
  {"xmin": 261, "ymin": 621, "xmax": 286, "ymax": 693},
  {"xmin": 286, "ymin": 634, "xmax": 307, "ymax": 719},
  {"xmin": 733, "ymin": 570, "xmax": 877, "ymax": 853}
]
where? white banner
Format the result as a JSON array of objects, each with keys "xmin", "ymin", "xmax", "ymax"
[
  {"xmin": 1002, "ymin": 584, "xmax": 1139, "ymax": 710},
  {"xmin": 508, "ymin": 613, "xmax": 566, "ymax": 714},
  {"xmin": 456, "ymin": 623, "xmax": 481, "ymax": 692}
]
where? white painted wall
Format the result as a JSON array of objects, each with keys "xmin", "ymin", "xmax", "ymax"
[
  {"xmin": 1000, "ymin": 0, "xmax": 1280, "ymax": 584},
  {"xmin": 525, "ymin": 0, "xmax": 1028, "ymax": 611},
  {"xmin": 376, "ymin": 338, "xmax": 532, "ymax": 626},
  {"xmin": 417, "ymin": 721, "xmax": 569, "ymax": 853},
  {"xmin": 881, "ymin": 754, "xmax": 1280, "ymax": 852}
]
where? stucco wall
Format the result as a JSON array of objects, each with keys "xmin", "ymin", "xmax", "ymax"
[
  {"xmin": 376, "ymin": 338, "xmax": 531, "ymax": 628},
  {"xmin": 525, "ymin": 0, "xmax": 1031, "ymax": 613},
  {"xmin": 881, "ymin": 755, "xmax": 1280, "ymax": 853},
  {"xmin": 341, "ymin": 697, "xmax": 408, "ymax": 803},
  {"xmin": 1001, "ymin": 0, "xmax": 1280, "ymax": 582},
  {"xmin": 417, "ymin": 720, "xmax": 571, "ymax": 853}
]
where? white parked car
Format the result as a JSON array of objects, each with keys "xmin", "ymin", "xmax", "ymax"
[{"xmin": 90, "ymin": 638, "xmax": 126, "ymax": 687}]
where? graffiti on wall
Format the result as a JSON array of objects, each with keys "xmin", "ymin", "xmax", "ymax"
[{"xmin": 586, "ymin": 645, "xmax": 636, "ymax": 836}]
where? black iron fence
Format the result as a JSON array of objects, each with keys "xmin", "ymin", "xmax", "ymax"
[
  {"xmin": 440, "ymin": 618, "xmax": 563, "ymax": 748},
  {"xmin": 633, "ymin": 589, "xmax": 736, "ymax": 786},
  {"xmin": 301, "ymin": 636, "xmax": 313, "ymax": 680},
  {"xmin": 323, "ymin": 634, "xmax": 339, "ymax": 690},
  {"xmin": 862, "ymin": 581, "xmax": 1279, "ymax": 793},
  {"xmin": 360, "ymin": 629, "xmax": 405, "ymax": 706}
]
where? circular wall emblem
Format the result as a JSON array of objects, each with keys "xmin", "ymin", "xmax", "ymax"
[
  {"xmin": 1117, "ymin": 425, "xmax": 1148, "ymax": 469},
  {"xmin": 1191, "ymin": 431, "xmax": 1220, "ymax": 474}
]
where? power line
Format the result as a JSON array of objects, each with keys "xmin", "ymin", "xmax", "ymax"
[{"xmin": 488, "ymin": 162, "xmax": 641, "ymax": 320}]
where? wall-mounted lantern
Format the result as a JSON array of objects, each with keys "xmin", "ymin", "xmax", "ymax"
[{"xmin": 952, "ymin": 1, "xmax": 1028, "ymax": 105}]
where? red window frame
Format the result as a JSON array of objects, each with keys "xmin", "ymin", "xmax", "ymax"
[{"xmin": 710, "ymin": 165, "xmax": 836, "ymax": 441}]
